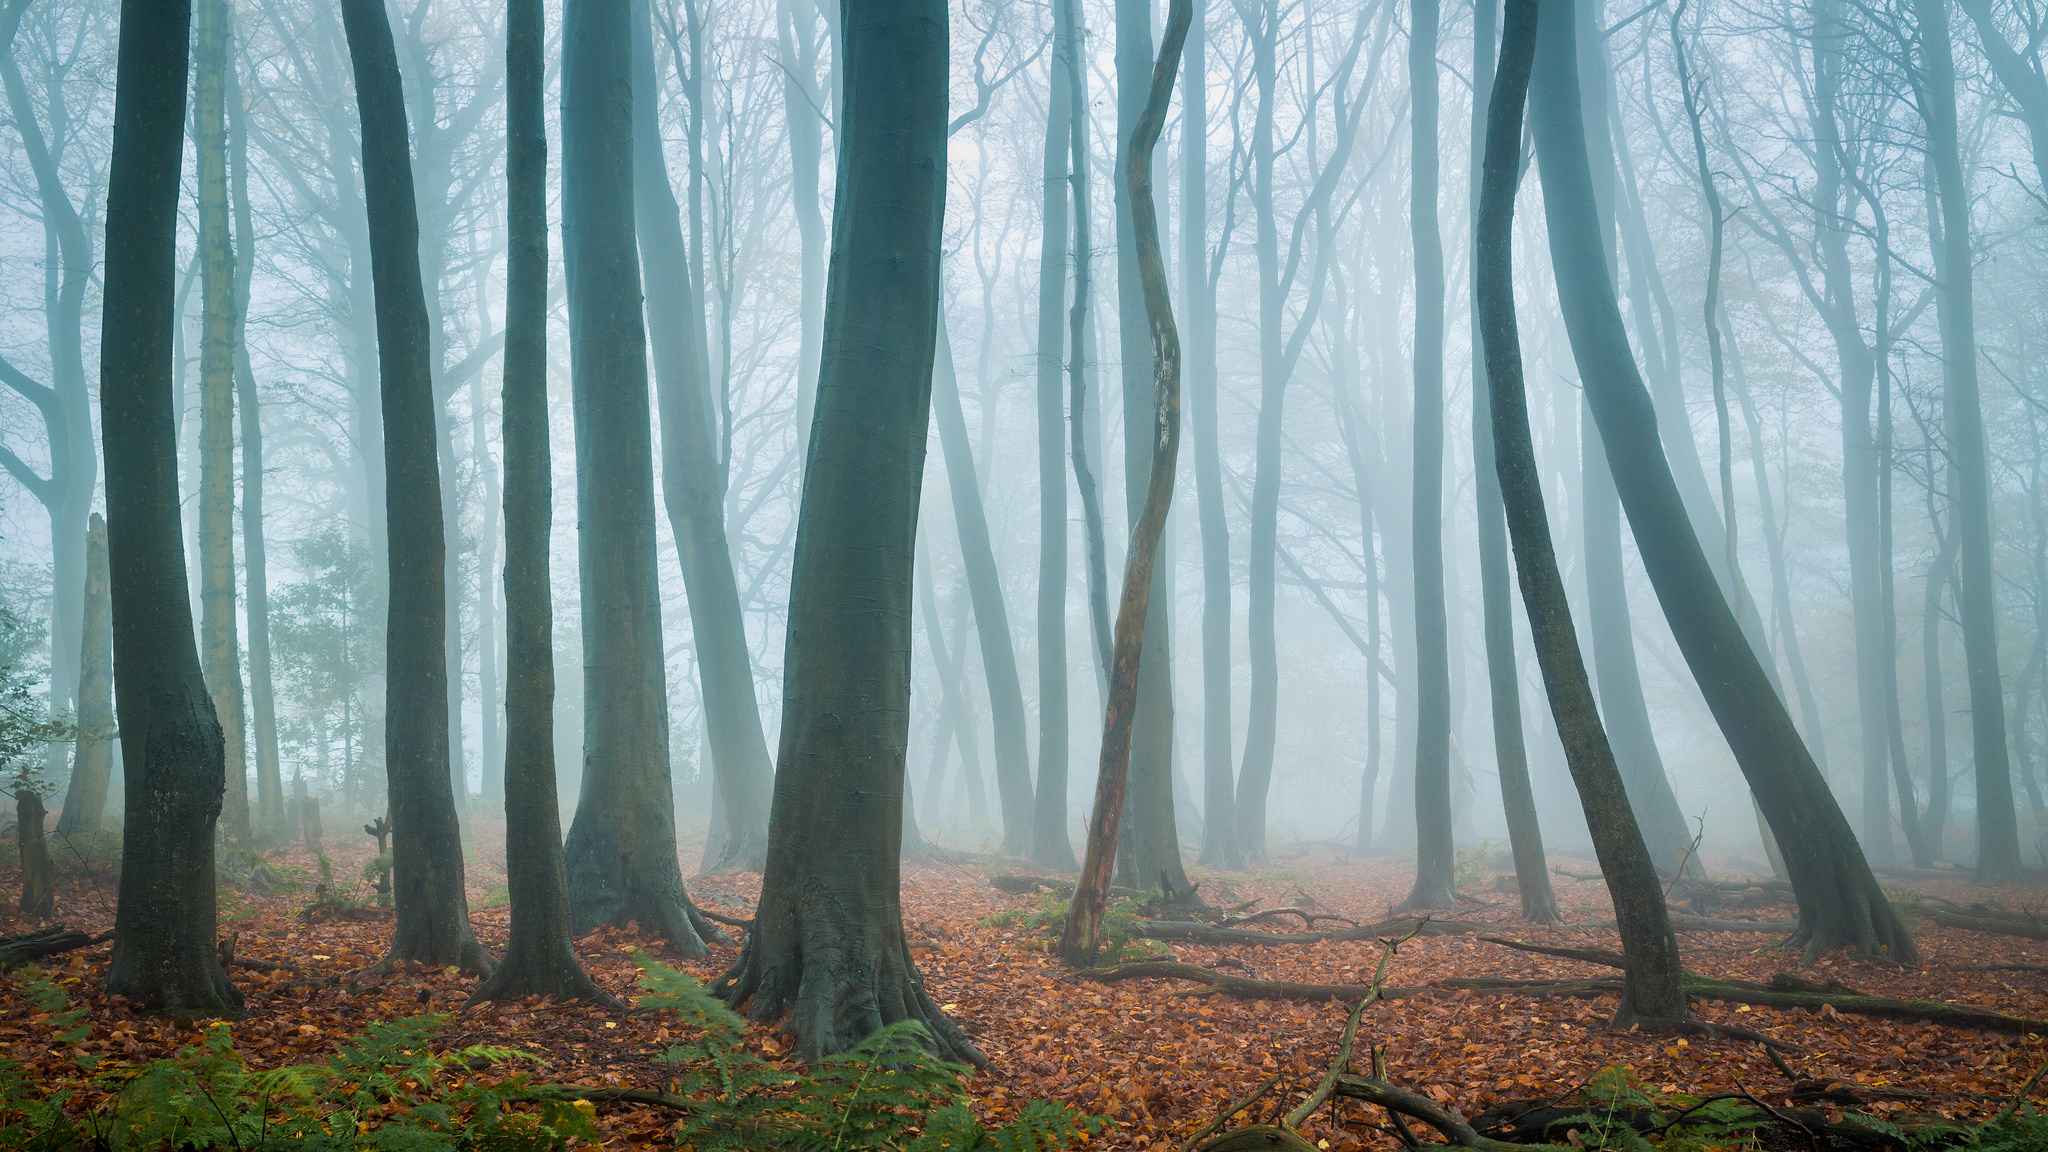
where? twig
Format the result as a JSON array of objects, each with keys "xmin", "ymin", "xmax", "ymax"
[
  {"xmin": 1180, "ymin": 1075, "xmax": 1281, "ymax": 1152},
  {"xmin": 1993, "ymin": 1050, "xmax": 2048, "ymax": 1126},
  {"xmin": 1283, "ymin": 993, "xmax": 1367, "ymax": 1128}
]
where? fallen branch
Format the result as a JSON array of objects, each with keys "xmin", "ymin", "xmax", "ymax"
[
  {"xmin": 1330, "ymin": 1075, "xmax": 1520, "ymax": 1150},
  {"xmin": 1132, "ymin": 916, "xmax": 1491, "ymax": 947},
  {"xmin": 1069, "ymin": 960, "xmax": 1428, "ymax": 1004},
  {"xmin": 1219, "ymin": 907, "xmax": 1359, "ymax": 930},
  {"xmin": 0, "ymin": 925, "xmax": 111, "ymax": 970},
  {"xmin": 1479, "ymin": 936, "xmax": 1625, "ymax": 969},
  {"xmin": 1918, "ymin": 902, "xmax": 2048, "ymax": 942},
  {"xmin": 1438, "ymin": 972, "xmax": 2048, "ymax": 1035},
  {"xmin": 1180, "ymin": 1075, "xmax": 1283, "ymax": 1152}
]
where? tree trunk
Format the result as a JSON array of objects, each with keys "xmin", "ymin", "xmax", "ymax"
[
  {"xmin": 777, "ymin": 0, "xmax": 828, "ymax": 456},
  {"xmin": 558, "ymin": 0, "xmax": 708, "ymax": 951},
  {"xmin": 195, "ymin": 0, "xmax": 248, "ymax": 847},
  {"xmin": 932, "ymin": 314, "xmax": 1035, "ymax": 856},
  {"xmin": 99, "ymin": 0, "xmax": 240, "ymax": 1011},
  {"xmin": 1469, "ymin": 0, "xmax": 1559, "ymax": 924},
  {"xmin": 712, "ymin": 0, "xmax": 967, "ymax": 1062},
  {"xmin": 227, "ymin": 44, "xmax": 281, "ymax": 844},
  {"xmin": 339, "ymin": 0, "xmax": 491, "ymax": 975},
  {"xmin": 1915, "ymin": 0, "xmax": 2022, "ymax": 886},
  {"xmin": 1400, "ymin": 0, "xmax": 1456, "ymax": 913},
  {"xmin": 1182, "ymin": 0, "xmax": 1234, "ymax": 872},
  {"xmin": 56, "ymin": 514, "xmax": 111, "ymax": 836},
  {"xmin": 468, "ymin": 0, "xmax": 610, "ymax": 1001},
  {"xmin": 630, "ymin": 0, "xmax": 774, "ymax": 875},
  {"xmin": 1062, "ymin": 0, "xmax": 1191, "ymax": 966},
  {"xmin": 1477, "ymin": 0, "xmax": 1688, "ymax": 1025},
  {"xmin": 17, "ymin": 790, "xmax": 53, "ymax": 919},
  {"xmin": 1923, "ymin": 489, "xmax": 1958, "ymax": 862},
  {"xmin": 1032, "ymin": 0, "xmax": 1077, "ymax": 873},
  {"xmin": 1531, "ymin": 0, "xmax": 1909, "ymax": 962},
  {"xmin": 1063, "ymin": 0, "xmax": 1112, "ymax": 690}
]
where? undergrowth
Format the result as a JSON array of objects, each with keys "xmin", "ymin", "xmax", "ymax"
[
  {"xmin": 976, "ymin": 892, "xmax": 1169, "ymax": 964},
  {"xmin": 0, "ymin": 957, "xmax": 1102, "ymax": 1151}
]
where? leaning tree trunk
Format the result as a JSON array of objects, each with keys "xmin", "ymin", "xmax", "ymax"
[
  {"xmin": 629, "ymin": 0, "xmax": 774, "ymax": 875},
  {"xmin": 1468, "ymin": 0, "xmax": 1559, "ymax": 924},
  {"xmin": 1916, "ymin": 0, "xmax": 2022, "ymax": 886},
  {"xmin": 559, "ymin": 0, "xmax": 709, "ymax": 950},
  {"xmin": 1062, "ymin": 0, "xmax": 1192, "ymax": 967},
  {"xmin": 1529, "ymin": 0, "xmax": 1910, "ymax": 962},
  {"xmin": 1477, "ymin": 0, "xmax": 1688, "ymax": 1026},
  {"xmin": 1031, "ymin": 0, "xmax": 1077, "ymax": 872},
  {"xmin": 100, "ymin": 0, "xmax": 240, "ymax": 1012},
  {"xmin": 1112, "ymin": 0, "xmax": 1190, "ymax": 900},
  {"xmin": 1400, "ymin": 0, "xmax": 1456, "ymax": 913},
  {"xmin": 932, "ymin": 314, "xmax": 1036, "ymax": 856},
  {"xmin": 55, "ymin": 514, "xmax": 111, "ymax": 836},
  {"xmin": 195, "ymin": 0, "xmax": 248, "ymax": 847},
  {"xmin": 339, "ymin": 0, "xmax": 491, "ymax": 976},
  {"xmin": 711, "ymin": 0, "xmax": 968, "ymax": 1063},
  {"xmin": 468, "ymin": 0, "xmax": 611, "ymax": 1004}
]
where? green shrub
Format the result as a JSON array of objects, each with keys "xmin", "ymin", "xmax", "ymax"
[{"xmin": 976, "ymin": 892, "xmax": 1166, "ymax": 965}]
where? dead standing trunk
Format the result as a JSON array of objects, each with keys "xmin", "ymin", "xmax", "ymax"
[
  {"xmin": 100, "ymin": 0, "xmax": 241, "ymax": 1011},
  {"xmin": 468, "ymin": 0, "xmax": 610, "ymax": 1003},
  {"xmin": 1529, "ymin": 0, "xmax": 1911, "ymax": 962},
  {"xmin": 712, "ymin": 0, "xmax": 969, "ymax": 1062},
  {"xmin": 1477, "ymin": 0, "xmax": 1689, "ymax": 1025},
  {"xmin": 339, "ymin": 0, "xmax": 492, "ymax": 975},
  {"xmin": 56, "ymin": 514, "xmax": 112, "ymax": 836},
  {"xmin": 1062, "ymin": 0, "xmax": 1192, "ymax": 967}
]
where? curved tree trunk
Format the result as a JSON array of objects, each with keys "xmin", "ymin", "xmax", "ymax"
[
  {"xmin": 1469, "ymin": 0, "xmax": 1559, "ymax": 924},
  {"xmin": 1529, "ymin": 0, "xmax": 1910, "ymax": 963},
  {"xmin": 1401, "ymin": 0, "xmax": 1456, "ymax": 913},
  {"xmin": 100, "ymin": 0, "xmax": 240, "ymax": 1012},
  {"xmin": 558, "ymin": 0, "xmax": 709, "ymax": 950},
  {"xmin": 339, "ymin": 0, "xmax": 491, "ymax": 975},
  {"xmin": 469, "ymin": 0, "xmax": 610, "ymax": 1002},
  {"xmin": 713, "ymin": 0, "xmax": 970, "ymax": 1063},
  {"xmin": 56, "ymin": 515, "xmax": 112, "ymax": 836},
  {"xmin": 629, "ymin": 0, "xmax": 774, "ymax": 874},
  {"xmin": 1476, "ymin": 0, "xmax": 1688, "ymax": 1025}
]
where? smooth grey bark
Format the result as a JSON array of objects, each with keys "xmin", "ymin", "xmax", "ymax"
[
  {"xmin": 1469, "ymin": 0, "xmax": 1559, "ymax": 923},
  {"xmin": 559, "ymin": 0, "xmax": 709, "ymax": 951},
  {"xmin": 630, "ymin": 0, "xmax": 774, "ymax": 874},
  {"xmin": 1530, "ymin": 0, "xmax": 1911, "ymax": 962},
  {"xmin": 1031, "ymin": 0, "xmax": 1076, "ymax": 872},
  {"xmin": 1923, "ymin": 489, "xmax": 1957, "ymax": 863},
  {"xmin": 1112, "ymin": 0, "xmax": 1190, "ymax": 899},
  {"xmin": 100, "ymin": 0, "xmax": 240, "ymax": 1011},
  {"xmin": 340, "ymin": 0, "xmax": 492, "ymax": 975},
  {"xmin": 1059, "ymin": 0, "xmax": 1112, "ymax": 693},
  {"xmin": 712, "ymin": 0, "xmax": 973, "ymax": 1063},
  {"xmin": 468, "ymin": 0, "xmax": 610, "ymax": 1002},
  {"xmin": 1478, "ymin": 0, "xmax": 1688, "ymax": 1024},
  {"xmin": 0, "ymin": 0, "xmax": 96, "ymax": 731},
  {"xmin": 777, "ymin": 0, "xmax": 828, "ymax": 452},
  {"xmin": 917, "ymin": 554, "xmax": 990, "ymax": 833},
  {"xmin": 1400, "ymin": 0, "xmax": 1456, "ymax": 913},
  {"xmin": 195, "ymin": 0, "xmax": 248, "ymax": 846},
  {"xmin": 56, "ymin": 514, "xmax": 111, "ymax": 836},
  {"xmin": 932, "ymin": 314, "xmax": 1035, "ymax": 855},
  {"xmin": 1915, "ymin": 0, "xmax": 2022, "ymax": 886},
  {"xmin": 1182, "ymin": 0, "xmax": 1234, "ymax": 871}
]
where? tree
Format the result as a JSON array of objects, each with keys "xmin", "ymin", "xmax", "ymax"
[
  {"xmin": 1529, "ymin": 0, "xmax": 1912, "ymax": 962},
  {"xmin": 1061, "ymin": 0, "xmax": 1191, "ymax": 967},
  {"xmin": 558, "ymin": 0, "xmax": 710, "ymax": 951},
  {"xmin": 1469, "ymin": 0, "xmax": 1560, "ymax": 924},
  {"xmin": 630, "ymin": 0, "xmax": 774, "ymax": 875},
  {"xmin": 55, "ymin": 514, "xmax": 112, "ymax": 836},
  {"xmin": 1914, "ymin": 0, "xmax": 2022, "ymax": 886},
  {"xmin": 339, "ymin": 0, "xmax": 491, "ymax": 975},
  {"xmin": 1400, "ymin": 0, "xmax": 1455, "ymax": 913},
  {"xmin": 712, "ymin": 0, "xmax": 968, "ymax": 1062},
  {"xmin": 1031, "ymin": 0, "xmax": 1077, "ymax": 873},
  {"xmin": 468, "ymin": 0, "xmax": 610, "ymax": 1003},
  {"xmin": 99, "ymin": 0, "xmax": 240, "ymax": 1011},
  {"xmin": 195, "ymin": 0, "xmax": 248, "ymax": 846},
  {"xmin": 1478, "ymin": 0, "xmax": 1688, "ymax": 1027}
]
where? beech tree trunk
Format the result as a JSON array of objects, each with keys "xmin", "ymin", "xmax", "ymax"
[
  {"xmin": 713, "ymin": 0, "xmax": 969, "ymax": 1062},
  {"xmin": 1477, "ymin": 0, "xmax": 1688, "ymax": 1025},
  {"xmin": 1529, "ymin": 0, "xmax": 1910, "ymax": 963},
  {"xmin": 468, "ymin": 0, "xmax": 609, "ymax": 1001},
  {"xmin": 340, "ymin": 0, "xmax": 491, "ymax": 975},
  {"xmin": 629, "ymin": 0, "xmax": 774, "ymax": 874},
  {"xmin": 100, "ymin": 0, "xmax": 240, "ymax": 1011},
  {"xmin": 55, "ymin": 514, "xmax": 111, "ymax": 837}
]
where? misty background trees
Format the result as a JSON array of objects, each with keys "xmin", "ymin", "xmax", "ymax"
[{"xmin": 5, "ymin": 0, "xmax": 2048, "ymax": 1028}]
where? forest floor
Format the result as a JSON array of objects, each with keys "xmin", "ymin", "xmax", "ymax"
[{"xmin": 4, "ymin": 824, "xmax": 2047, "ymax": 1149}]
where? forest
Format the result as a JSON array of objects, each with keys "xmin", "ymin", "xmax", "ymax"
[{"xmin": 2, "ymin": 0, "xmax": 2048, "ymax": 1146}]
